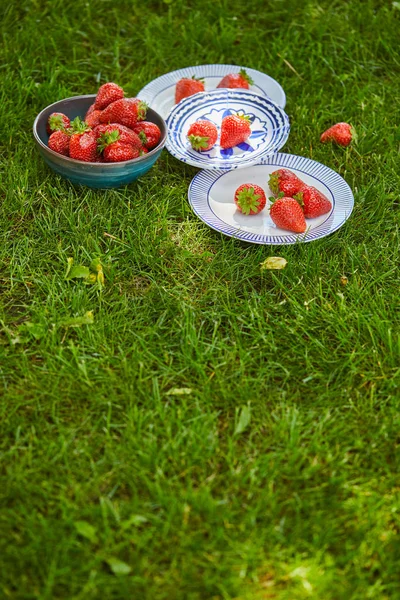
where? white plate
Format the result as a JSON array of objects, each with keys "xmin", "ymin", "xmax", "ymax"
[
  {"xmin": 166, "ymin": 89, "xmax": 290, "ymax": 170},
  {"xmin": 138, "ymin": 64, "xmax": 286, "ymax": 119},
  {"xmin": 188, "ymin": 153, "xmax": 354, "ymax": 244}
]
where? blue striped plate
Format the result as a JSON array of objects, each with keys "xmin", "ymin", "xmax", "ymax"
[
  {"xmin": 138, "ymin": 64, "xmax": 286, "ymax": 119},
  {"xmin": 166, "ymin": 89, "xmax": 290, "ymax": 170},
  {"xmin": 188, "ymin": 153, "xmax": 354, "ymax": 245}
]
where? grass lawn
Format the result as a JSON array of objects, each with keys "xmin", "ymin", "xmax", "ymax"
[{"xmin": 1, "ymin": 0, "xmax": 400, "ymax": 598}]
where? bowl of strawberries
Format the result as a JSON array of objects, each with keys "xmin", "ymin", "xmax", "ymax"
[{"xmin": 33, "ymin": 82, "xmax": 167, "ymax": 189}]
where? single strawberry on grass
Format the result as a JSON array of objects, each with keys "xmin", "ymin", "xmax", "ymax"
[
  {"xmin": 46, "ymin": 112, "xmax": 70, "ymax": 135},
  {"xmin": 234, "ymin": 184, "xmax": 266, "ymax": 215},
  {"xmin": 294, "ymin": 186, "xmax": 332, "ymax": 218},
  {"xmin": 220, "ymin": 114, "xmax": 251, "ymax": 149},
  {"xmin": 268, "ymin": 169, "xmax": 304, "ymax": 197},
  {"xmin": 133, "ymin": 121, "xmax": 162, "ymax": 150},
  {"xmin": 217, "ymin": 68, "xmax": 254, "ymax": 89},
  {"xmin": 48, "ymin": 130, "xmax": 70, "ymax": 156},
  {"xmin": 187, "ymin": 120, "xmax": 218, "ymax": 152},
  {"xmin": 269, "ymin": 196, "xmax": 307, "ymax": 233},
  {"xmin": 94, "ymin": 82, "xmax": 124, "ymax": 110},
  {"xmin": 100, "ymin": 98, "xmax": 147, "ymax": 128},
  {"xmin": 175, "ymin": 77, "xmax": 205, "ymax": 103},
  {"xmin": 69, "ymin": 117, "xmax": 98, "ymax": 162},
  {"xmin": 320, "ymin": 122, "xmax": 355, "ymax": 147}
]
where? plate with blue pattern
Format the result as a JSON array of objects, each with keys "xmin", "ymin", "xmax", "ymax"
[
  {"xmin": 138, "ymin": 64, "xmax": 286, "ymax": 119},
  {"xmin": 166, "ymin": 89, "xmax": 290, "ymax": 170},
  {"xmin": 188, "ymin": 153, "xmax": 354, "ymax": 245}
]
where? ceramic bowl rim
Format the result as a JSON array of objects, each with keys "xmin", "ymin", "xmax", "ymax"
[{"xmin": 33, "ymin": 94, "xmax": 168, "ymax": 167}]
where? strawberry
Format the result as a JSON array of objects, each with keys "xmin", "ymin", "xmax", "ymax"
[
  {"xmin": 85, "ymin": 109, "xmax": 102, "ymax": 128},
  {"xmin": 85, "ymin": 104, "xmax": 96, "ymax": 119},
  {"xmin": 294, "ymin": 186, "xmax": 332, "ymax": 218},
  {"xmin": 186, "ymin": 120, "xmax": 218, "ymax": 152},
  {"xmin": 320, "ymin": 122, "xmax": 354, "ymax": 147},
  {"xmin": 220, "ymin": 114, "xmax": 251, "ymax": 149},
  {"xmin": 69, "ymin": 117, "xmax": 98, "ymax": 162},
  {"xmin": 133, "ymin": 121, "xmax": 162, "ymax": 149},
  {"xmin": 217, "ymin": 68, "xmax": 254, "ymax": 90},
  {"xmin": 269, "ymin": 197, "xmax": 307, "ymax": 233},
  {"xmin": 94, "ymin": 124, "xmax": 142, "ymax": 149},
  {"xmin": 48, "ymin": 130, "xmax": 70, "ymax": 156},
  {"xmin": 234, "ymin": 184, "xmax": 266, "ymax": 215},
  {"xmin": 99, "ymin": 98, "xmax": 147, "ymax": 128},
  {"xmin": 94, "ymin": 82, "xmax": 124, "ymax": 110},
  {"xmin": 97, "ymin": 129, "xmax": 140, "ymax": 163},
  {"xmin": 103, "ymin": 141, "xmax": 140, "ymax": 162},
  {"xmin": 46, "ymin": 112, "xmax": 70, "ymax": 135},
  {"xmin": 139, "ymin": 147, "xmax": 149, "ymax": 155},
  {"xmin": 175, "ymin": 77, "xmax": 205, "ymax": 103},
  {"xmin": 268, "ymin": 169, "xmax": 305, "ymax": 197}
]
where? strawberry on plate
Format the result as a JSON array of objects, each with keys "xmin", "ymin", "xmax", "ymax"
[
  {"xmin": 48, "ymin": 130, "xmax": 70, "ymax": 156},
  {"xmin": 187, "ymin": 120, "xmax": 218, "ymax": 152},
  {"xmin": 100, "ymin": 98, "xmax": 147, "ymax": 128},
  {"xmin": 94, "ymin": 82, "xmax": 124, "ymax": 110},
  {"xmin": 69, "ymin": 117, "xmax": 98, "ymax": 162},
  {"xmin": 217, "ymin": 68, "xmax": 254, "ymax": 90},
  {"xmin": 133, "ymin": 121, "xmax": 162, "ymax": 150},
  {"xmin": 269, "ymin": 196, "xmax": 307, "ymax": 233},
  {"xmin": 294, "ymin": 186, "xmax": 332, "ymax": 218},
  {"xmin": 220, "ymin": 114, "xmax": 251, "ymax": 149},
  {"xmin": 175, "ymin": 77, "xmax": 205, "ymax": 103},
  {"xmin": 268, "ymin": 169, "xmax": 304, "ymax": 197},
  {"xmin": 46, "ymin": 112, "xmax": 70, "ymax": 135},
  {"xmin": 234, "ymin": 184, "xmax": 266, "ymax": 215},
  {"xmin": 320, "ymin": 122, "xmax": 354, "ymax": 147}
]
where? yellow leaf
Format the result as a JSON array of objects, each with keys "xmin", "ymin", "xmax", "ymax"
[{"xmin": 260, "ymin": 257, "xmax": 287, "ymax": 270}]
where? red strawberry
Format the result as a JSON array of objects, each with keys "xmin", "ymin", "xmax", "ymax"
[
  {"xmin": 46, "ymin": 112, "xmax": 70, "ymax": 135},
  {"xmin": 85, "ymin": 109, "xmax": 102, "ymax": 128},
  {"xmin": 217, "ymin": 68, "xmax": 254, "ymax": 90},
  {"xmin": 234, "ymin": 184, "xmax": 266, "ymax": 215},
  {"xmin": 268, "ymin": 169, "xmax": 305, "ymax": 197},
  {"xmin": 48, "ymin": 130, "xmax": 70, "ymax": 156},
  {"xmin": 94, "ymin": 124, "xmax": 142, "ymax": 149},
  {"xmin": 220, "ymin": 114, "xmax": 251, "ymax": 149},
  {"xmin": 85, "ymin": 104, "xmax": 96, "ymax": 119},
  {"xmin": 320, "ymin": 122, "xmax": 354, "ymax": 147},
  {"xmin": 99, "ymin": 98, "xmax": 147, "ymax": 128},
  {"xmin": 269, "ymin": 197, "xmax": 307, "ymax": 233},
  {"xmin": 94, "ymin": 82, "xmax": 124, "ymax": 110},
  {"xmin": 186, "ymin": 120, "xmax": 218, "ymax": 152},
  {"xmin": 175, "ymin": 77, "xmax": 205, "ymax": 103},
  {"xmin": 69, "ymin": 118, "xmax": 98, "ymax": 162},
  {"xmin": 294, "ymin": 186, "xmax": 332, "ymax": 218},
  {"xmin": 139, "ymin": 147, "xmax": 148, "ymax": 155},
  {"xmin": 133, "ymin": 121, "xmax": 162, "ymax": 149},
  {"xmin": 103, "ymin": 141, "xmax": 140, "ymax": 162}
]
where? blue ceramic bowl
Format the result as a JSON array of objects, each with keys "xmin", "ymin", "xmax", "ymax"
[{"xmin": 33, "ymin": 94, "xmax": 167, "ymax": 188}]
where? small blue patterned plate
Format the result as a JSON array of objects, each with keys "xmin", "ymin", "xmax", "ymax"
[
  {"xmin": 188, "ymin": 153, "xmax": 354, "ymax": 245},
  {"xmin": 166, "ymin": 89, "xmax": 290, "ymax": 170},
  {"xmin": 138, "ymin": 64, "xmax": 286, "ymax": 119}
]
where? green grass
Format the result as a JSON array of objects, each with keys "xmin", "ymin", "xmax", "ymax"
[{"xmin": 1, "ymin": 0, "xmax": 400, "ymax": 598}]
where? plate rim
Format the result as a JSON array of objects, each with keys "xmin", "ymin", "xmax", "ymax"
[
  {"xmin": 166, "ymin": 88, "xmax": 290, "ymax": 171},
  {"xmin": 137, "ymin": 63, "xmax": 287, "ymax": 110},
  {"xmin": 187, "ymin": 153, "xmax": 354, "ymax": 245}
]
